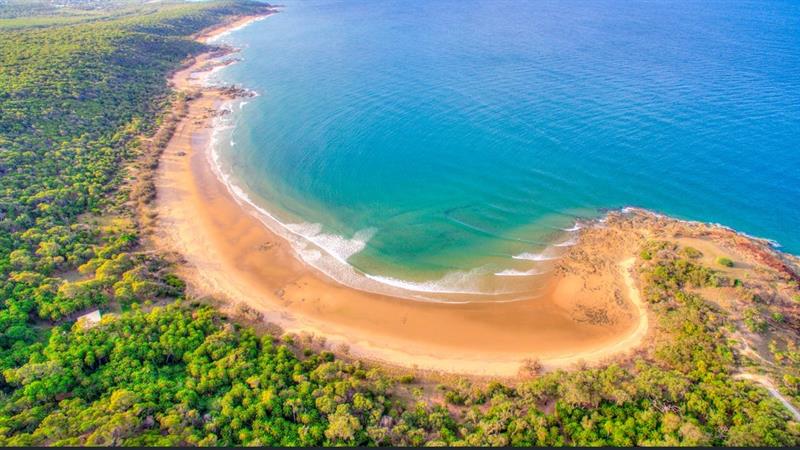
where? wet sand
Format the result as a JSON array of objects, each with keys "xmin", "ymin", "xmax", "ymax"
[{"xmin": 153, "ymin": 14, "xmax": 648, "ymax": 377}]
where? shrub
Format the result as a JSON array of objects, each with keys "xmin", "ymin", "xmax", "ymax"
[
  {"xmin": 398, "ymin": 374, "xmax": 415, "ymax": 384},
  {"xmin": 717, "ymin": 257, "xmax": 734, "ymax": 267},
  {"xmin": 640, "ymin": 240, "xmax": 673, "ymax": 261},
  {"xmin": 743, "ymin": 307, "xmax": 767, "ymax": 333},
  {"xmin": 682, "ymin": 246, "xmax": 703, "ymax": 259}
]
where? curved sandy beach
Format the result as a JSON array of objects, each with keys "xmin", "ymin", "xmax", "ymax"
[{"xmin": 151, "ymin": 15, "xmax": 650, "ymax": 377}]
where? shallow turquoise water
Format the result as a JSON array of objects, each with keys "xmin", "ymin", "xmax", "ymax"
[{"xmin": 209, "ymin": 0, "xmax": 800, "ymax": 296}]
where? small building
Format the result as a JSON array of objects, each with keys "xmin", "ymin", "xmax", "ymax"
[{"xmin": 77, "ymin": 309, "xmax": 102, "ymax": 329}]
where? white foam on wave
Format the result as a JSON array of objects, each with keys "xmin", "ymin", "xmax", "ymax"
[
  {"xmin": 494, "ymin": 268, "xmax": 546, "ymax": 277},
  {"xmin": 207, "ymin": 108, "xmax": 505, "ymax": 301},
  {"xmin": 284, "ymin": 222, "xmax": 376, "ymax": 266},
  {"xmin": 512, "ymin": 252, "xmax": 557, "ymax": 261},
  {"xmin": 210, "ymin": 139, "xmax": 369, "ymax": 276},
  {"xmin": 211, "ymin": 155, "xmax": 387, "ymax": 296},
  {"xmin": 562, "ymin": 222, "xmax": 582, "ymax": 232},
  {"xmin": 196, "ymin": 63, "xmax": 233, "ymax": 87},
  {"xmin": 365, "ymin": 268, "xmax": 499, "ymax": 295},
  {"xmin": 206, "ymin": 15, "xmax": 272, "ymax": 43},
  {"xmin": 554, "ymin": 237, "xmax": 578, "ymax": 247}
]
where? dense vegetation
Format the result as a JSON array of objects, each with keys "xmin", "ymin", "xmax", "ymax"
[
  {"xmin": 1, "ymin": 280, "xmax": 798, "ymax": 445},
  {"xmin": 1, "ymin": 0, "xmax": 799, "ymax": 446},
  {"xmin": 0, "ymin": 0, "xmax": 267, "ymax": 386},
  {"xmin": 0, "ymin": 1, "xmax": 190, "ymax": 30}
]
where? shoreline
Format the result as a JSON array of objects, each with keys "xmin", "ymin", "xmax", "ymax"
[
  {"xmin": 196, "ymin": 14, "xmax": 272, "ymax": 44},
  {"xmin": 152, "ymin": 12, "xmax": 652, "ymax": 377}
]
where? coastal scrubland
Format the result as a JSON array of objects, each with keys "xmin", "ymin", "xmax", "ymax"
[{"xmin": 1, "ymin": 0, "xmax": 800, "ymax": 446}]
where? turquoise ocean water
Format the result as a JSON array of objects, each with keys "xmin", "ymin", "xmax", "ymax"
[{"xmin": 207, "ymin": 0, "xmax": 800, "ymax": 300}]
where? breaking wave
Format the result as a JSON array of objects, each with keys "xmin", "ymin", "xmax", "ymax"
[
  {"xmin": 366, "ymin": 268, "xmax": 505, "ymax": 295},
  {"xmin": 205, "ymin": 15, "xmax": 273, "ymax": 43},
  {"xmin": 512, "ymin": 252, "xmax": 557, "ymax": 261},
  {"xmin": 494, "ymin": 268, "xmax": 547, "ymax": 277},
  {"xmin": 207, "ymin": 107, "xmax": 524, "ymax": 301},
  {"xmin": 554, "ymin": 237, "xmax": 578, "ymax": 247}
]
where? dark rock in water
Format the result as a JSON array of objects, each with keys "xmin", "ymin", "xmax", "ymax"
[{"xmin": 219, "ymin": 85, "xmax": 257, "ymax": 99}]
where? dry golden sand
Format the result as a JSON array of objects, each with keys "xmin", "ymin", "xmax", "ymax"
[{"xmin": 153, "ymin": 14, "xmax": 651, "ymax": 377}]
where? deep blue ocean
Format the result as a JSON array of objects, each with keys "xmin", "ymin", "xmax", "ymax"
[{"xmin": 208, "ymin": 0, "xmax": 800, "ymax": 298}]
